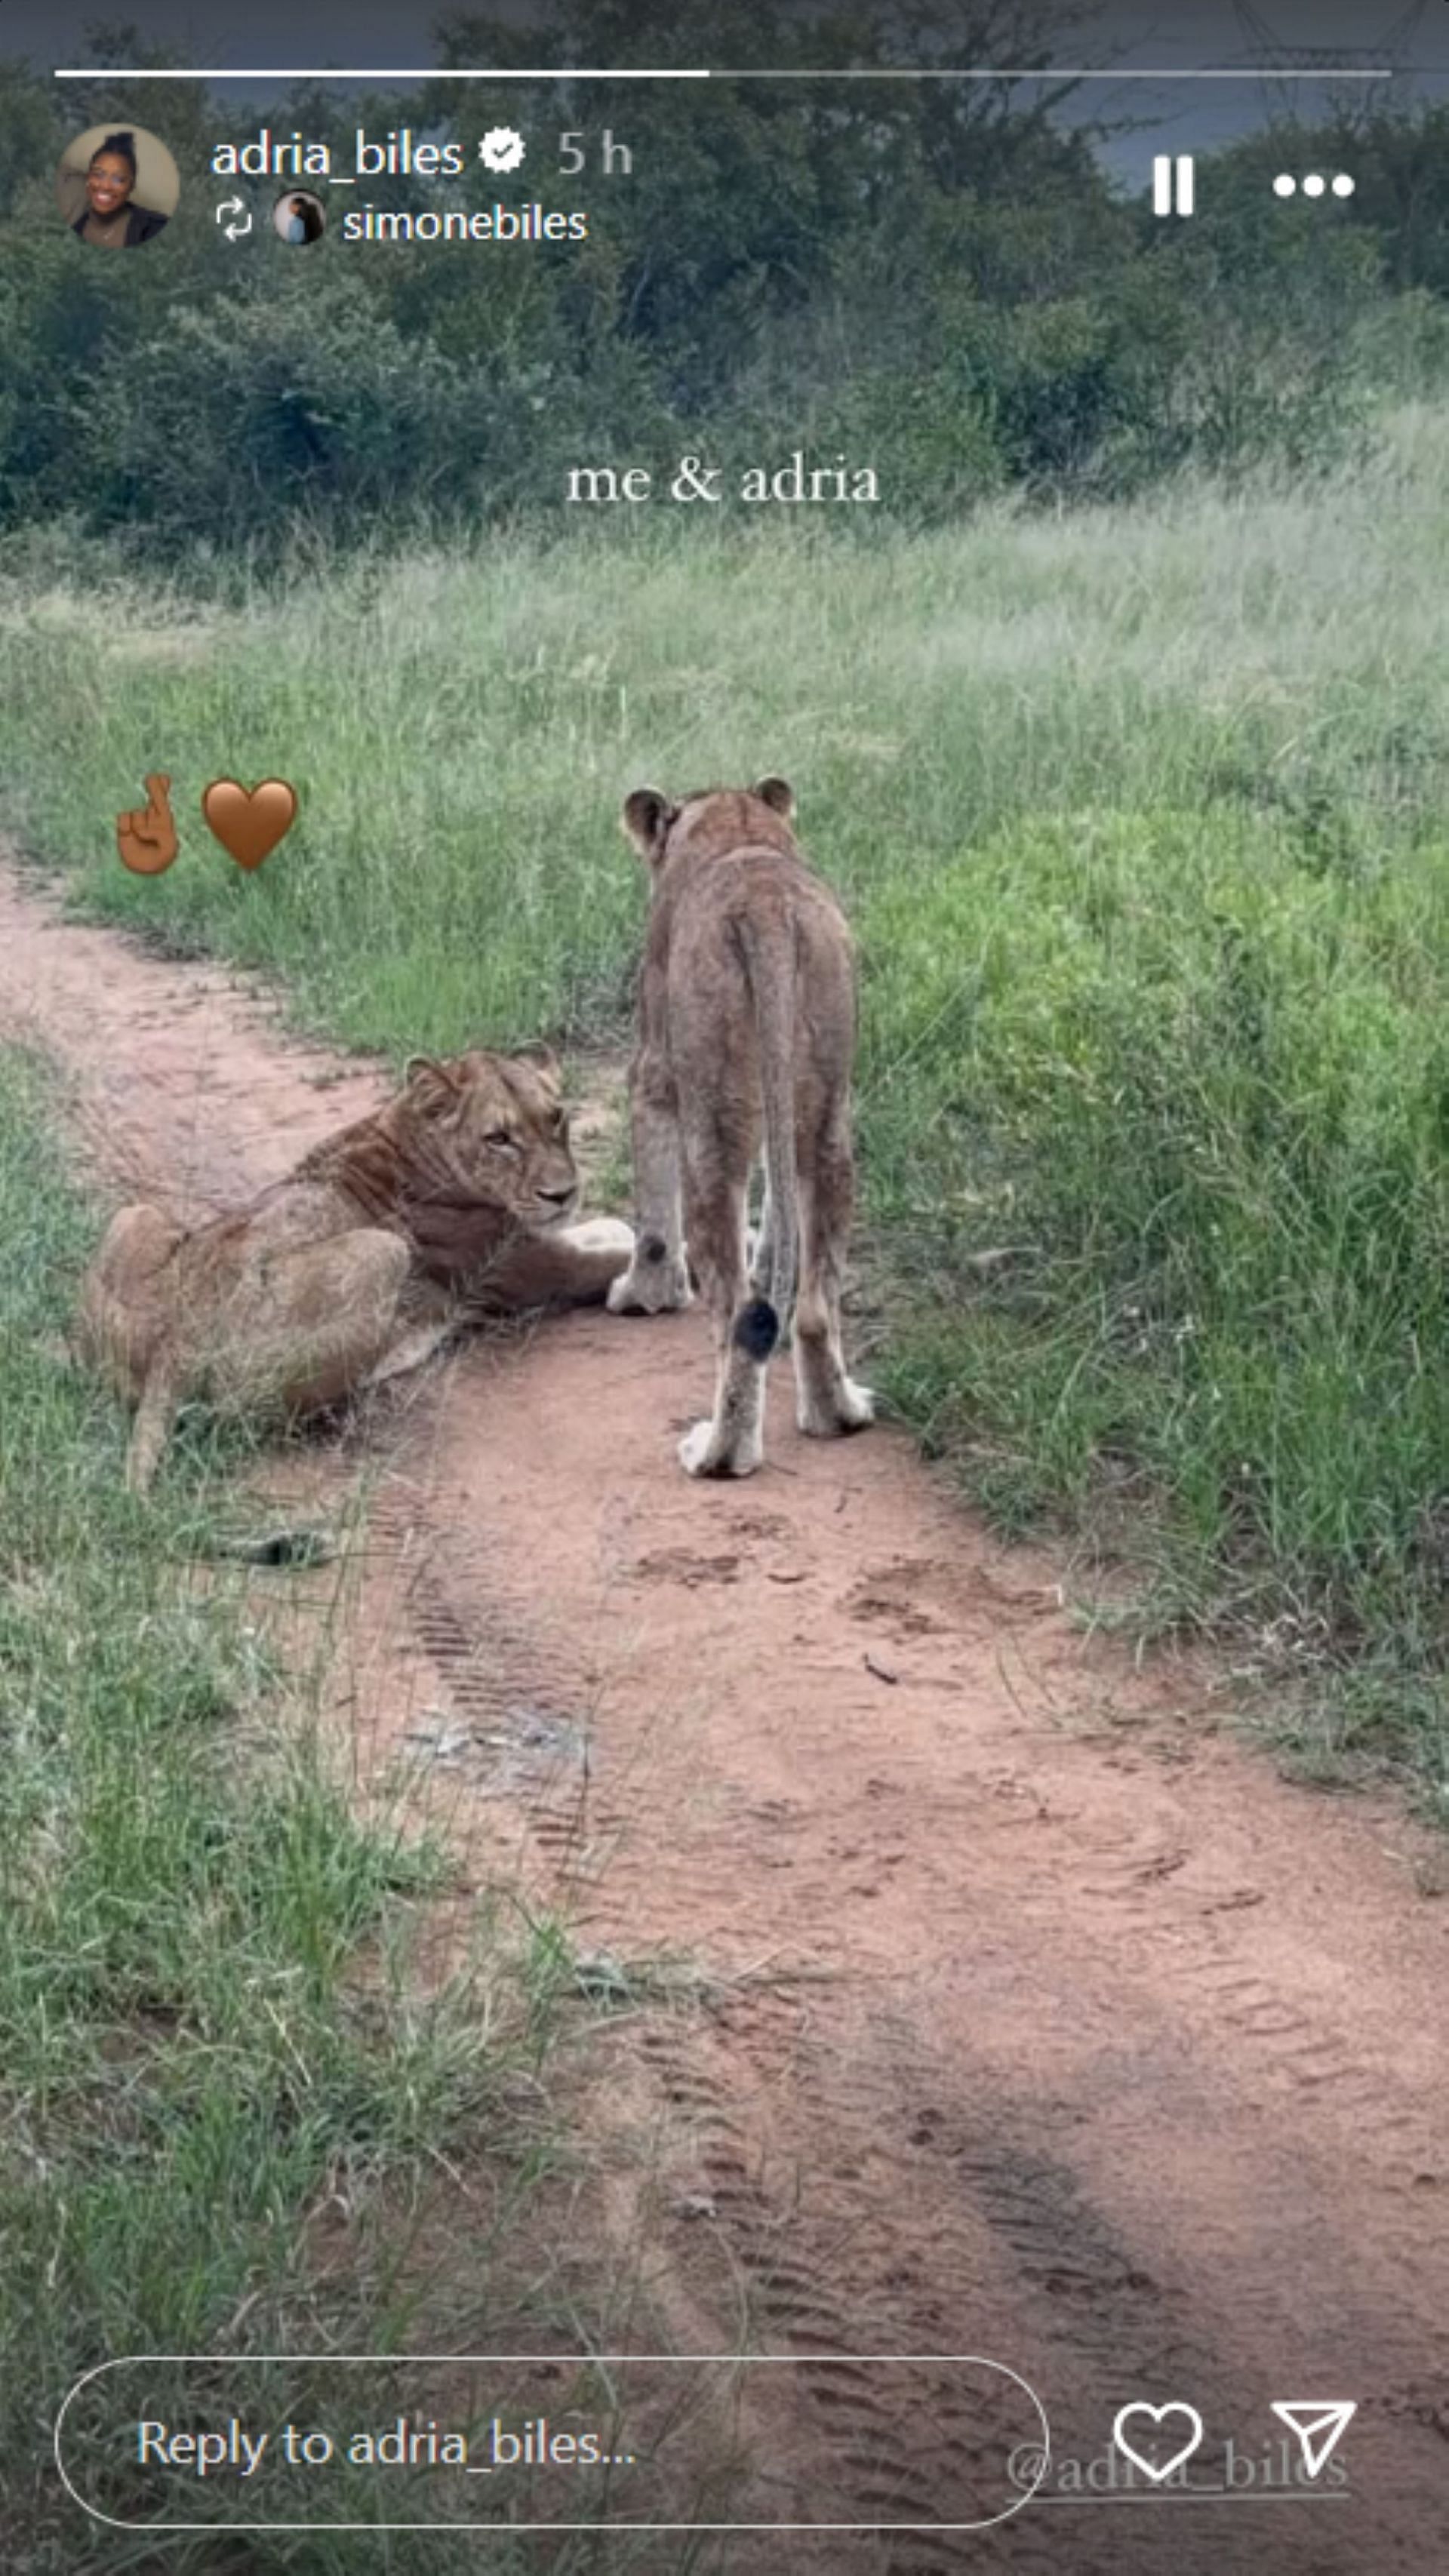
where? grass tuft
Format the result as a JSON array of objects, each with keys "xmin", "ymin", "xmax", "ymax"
[{"xmin": 0, "ymin": 1053, "xmax": 561, "ymax": 2568}]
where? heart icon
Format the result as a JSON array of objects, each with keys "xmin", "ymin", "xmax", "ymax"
[
  {"xmin": 1112, "ymin": 2402, "xmax": 1204, "ymax": 2485},
  {"xmin": 202, "ymin": 776, "xmax": 298, "ymax": 871}
]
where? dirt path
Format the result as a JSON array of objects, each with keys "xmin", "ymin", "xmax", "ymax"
[{"xmin": 5, "ymin": 855, "xmax": 1446, "ymax": 2574}]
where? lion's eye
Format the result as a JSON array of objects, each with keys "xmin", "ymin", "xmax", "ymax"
[{"xmin": 487, "ymin": 1130, "xmax": 520, "ymax": 1155}]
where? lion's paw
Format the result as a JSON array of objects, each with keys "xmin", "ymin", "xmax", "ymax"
[
  {"xmin": 565, "ymin": 1217, "xmax": 635, "ymax": 1256},
  {"xmin": 678, "ymin": 1418, "xmax": 763, "ymax": 1479},
  {"xmin": 798, "ymin": 1378, "xmax": 875, "ymax": 1438},
  {"xmin": 608, "ymin": 1255, "xmax": 694, "ymax": 1317}
]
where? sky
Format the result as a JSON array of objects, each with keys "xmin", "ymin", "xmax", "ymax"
[{"xmin": 6, "ymin": 3, "xmax": 1447, "ymax": 169}]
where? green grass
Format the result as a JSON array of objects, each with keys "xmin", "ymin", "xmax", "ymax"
[
  {"xmin": 3, "ymin": 407, "xmax": 1449, "ymax": 1797},
  {"xmin": 0, "ymin": 1049, "xmax": 619, "ymax": 2572}
]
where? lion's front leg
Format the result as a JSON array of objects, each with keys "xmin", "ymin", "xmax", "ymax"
[
  {"xmin": 608, "ymin": 1053, "xmax": 693, "ymax": 1316},
  {"xmin": 461, "ymin": 1217, "xmax": 635, "ymax": 1310},
  {"xmin": 553, "ymin": 1216, "xmax": 637, "ymax": 1301}
]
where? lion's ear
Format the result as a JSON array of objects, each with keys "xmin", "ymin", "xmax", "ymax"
[
  {"xmin": 403, "ymin": 1054, "xmax": 463, "ymax": 1114},
  {"xmin": 512, "ymin": 1040, "xmax": 561, "ymax": 1092},
  {"xmin": 622, "ymin": 788, "xmax": 675, "ymax": 862},
  {"xmin": 753, "ymin": 776, "xmax": 795, "ymax": 821}
]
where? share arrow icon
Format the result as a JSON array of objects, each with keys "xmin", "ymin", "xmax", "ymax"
[{"xmin": 1272, "ymin": 2401, "xmax": 1357, "ymax": 2478}]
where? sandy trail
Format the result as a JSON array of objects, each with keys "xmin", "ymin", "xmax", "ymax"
[{"xmin": 4, "ymin": 855, "xmax": 1446, "ymax": 2574}]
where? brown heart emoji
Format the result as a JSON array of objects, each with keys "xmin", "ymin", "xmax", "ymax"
[{"xmin": 202, "ymin": 776, "xmax": 298, "ymax": 871}]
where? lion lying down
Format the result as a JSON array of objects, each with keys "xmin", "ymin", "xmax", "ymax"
[{"xmin": 78, "ymin": 1046, "xmax": 633, "ymax": 1493}]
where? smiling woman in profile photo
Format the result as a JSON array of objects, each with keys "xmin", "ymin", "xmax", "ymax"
[{"xmin": 66, "ymin": 130, "xmax": 172, "ymax": 248}]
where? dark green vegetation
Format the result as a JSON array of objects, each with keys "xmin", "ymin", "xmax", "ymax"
[{"xmin": 2, "ymin": 3, "xmax": 1447, "ymax": 556}]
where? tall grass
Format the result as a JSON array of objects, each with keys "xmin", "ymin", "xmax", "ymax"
[
  {"xmin": 2, "ymin": 409, "xmax": 1448, "ymax": 1789},
  {"xmin": 0, "ymin": 1052, "xmax": 587, "ymax": 2571}
]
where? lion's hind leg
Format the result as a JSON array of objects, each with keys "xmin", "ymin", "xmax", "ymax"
[
  {"xmin": 678, "ymin": 1136, "xmax": 768, "ymax": 1480},
  {"xmin": 126, "ymin": 1355, "xmax": 183, "ymax": 1495},
  {"xmin": 127, "ymin": 1229, "xmax": 421, "ymax": 1492},
  {"xmin": 78, "ymin": 1200, "xmax": 185, "ymax": 1400},
  {"xmin": 793, "ymin": 1124, "xmax": 874, "ymax": 1440},
  {"xmin": 213, "ymin": 1227, "xmax": 414, "ymax": 1418}
]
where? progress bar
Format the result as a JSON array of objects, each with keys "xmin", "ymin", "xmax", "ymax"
[
  {"xmin": 52, "ymin": 66, "xmax": 1398, "ymax": 82},
  {"xmin": 53, "ymin": 67, "xmax": 713, "ymax": 81}
]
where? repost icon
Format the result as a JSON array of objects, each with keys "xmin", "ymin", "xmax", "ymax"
[{"xmin": 1271, "ymin": 2400, "xmax": 1356, "ymax": 2479}]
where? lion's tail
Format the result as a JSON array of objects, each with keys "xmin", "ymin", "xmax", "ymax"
[{"xmin": 733, "ymin": 915, "xmax": 798, "ymax": 1363}]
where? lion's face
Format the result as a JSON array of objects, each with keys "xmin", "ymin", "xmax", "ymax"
[{"xmin": 400, "ymin": 1047, "xmax": 582, "ymax": 1225}]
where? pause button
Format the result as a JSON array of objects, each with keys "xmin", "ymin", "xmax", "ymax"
[{"xmin": 1153, "ymin": 154, "xmax": 1195, "ymax": 218}]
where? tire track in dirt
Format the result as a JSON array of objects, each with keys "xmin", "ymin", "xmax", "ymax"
[{"xmin": 4, "ymin": 854, "xmax": 1447, "ymax": 2574}]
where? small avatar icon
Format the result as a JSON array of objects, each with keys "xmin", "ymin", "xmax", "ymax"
[
  {"xmin": 115, "ymin": 772, "xmax": 180, "ymax": 875},
  {"xmin": 273, "ymin": 189, "xmax": 326, "ymax": 244},
  {"xmin": 63, "ymin": 126, "xmax": 178, "ymax": 249}
]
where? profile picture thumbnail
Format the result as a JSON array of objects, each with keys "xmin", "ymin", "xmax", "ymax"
[
  {"xmin": 274, "ymin": 191, "xmax": 327, "ymax": 245},
  {"xmin": 57, "ymin": 124, "xmax": 179, "ymax": 249}
]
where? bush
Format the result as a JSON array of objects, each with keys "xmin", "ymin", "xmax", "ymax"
[{"xmin": 861, "ymin": 804, "xmax": 1449, "ymax": 1738}]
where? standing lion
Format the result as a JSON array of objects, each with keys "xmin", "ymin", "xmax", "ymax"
[{"xmin": 607, "ymin": 778, "xmax": 873, "ymax": 1477}]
